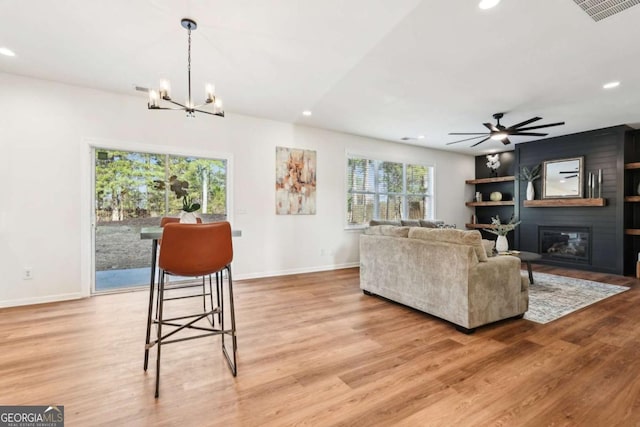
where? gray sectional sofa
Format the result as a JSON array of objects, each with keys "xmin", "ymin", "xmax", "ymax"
[{"xmin": 360, "ymin": 225, "xmax": 528, "ymax": 333}]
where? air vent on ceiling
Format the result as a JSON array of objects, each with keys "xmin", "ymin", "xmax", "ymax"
[{"xmin": 573, "ymin": 0, "xmax": 640, "ymax": 21}]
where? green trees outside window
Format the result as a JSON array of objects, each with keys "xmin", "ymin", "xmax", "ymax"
[{"xmin": 346, "ymin": 156, "xmax": 434, "ymax": 226}]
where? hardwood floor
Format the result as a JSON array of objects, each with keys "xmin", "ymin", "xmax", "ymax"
[{"xmin": 1, "ymin": 265, "xmax": 639, "ymax": 426}]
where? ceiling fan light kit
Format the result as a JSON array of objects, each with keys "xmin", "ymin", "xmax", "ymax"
[
  {"xmin": 146, "ymin": 18, "xmax": 224, "ymax": 118},
  {"xmin": 447, "ymin": 112, "xmax": 565, "ymax": 147}
]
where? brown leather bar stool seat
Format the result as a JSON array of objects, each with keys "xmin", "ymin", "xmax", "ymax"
[{"xmin": 144, "ymin": 221, "xmax": 237, "ymax": 398}]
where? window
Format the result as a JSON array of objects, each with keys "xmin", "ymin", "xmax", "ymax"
[
  {"xmin": 346, "ymin": 155, "xmax": 434, "ymax": 227},
  {"xmin": 93, "ymin": 149, "xmax": 228, "ymax": 292}
]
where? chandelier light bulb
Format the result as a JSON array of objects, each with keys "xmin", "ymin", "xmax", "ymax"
[
  {"xmin": 148, "ymin": 90, "xmax": 160, "ymax": 108},
  {"xmin": 159, "ymin": 80, "xmax": 171, "ymax": 100},
  {"xmin": 214, "ymin": 98, "xmax": 223, "ymax": 113},
  {"xmin": 205, "ymin": 84, "xmax": 215, "ymax": 103}
]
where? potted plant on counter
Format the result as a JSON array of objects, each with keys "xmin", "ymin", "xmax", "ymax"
[{"xmin": 153, "ymin": 176, "xmax": 201, "ymax": 223}]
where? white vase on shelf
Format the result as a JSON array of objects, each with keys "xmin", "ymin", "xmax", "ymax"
[
  {"xmin": 526, "ymin": 181, "xmax": 535, "ymax": 201},
  {"xmin": 496, "ymin": 235, "xmax": 509, "ymax": 253}
]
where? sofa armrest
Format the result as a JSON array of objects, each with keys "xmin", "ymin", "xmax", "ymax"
[{"xmin": 466, "ymin": 255, "xmax": 526, "ymax": 328}]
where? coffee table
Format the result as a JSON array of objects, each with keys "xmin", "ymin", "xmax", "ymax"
[{"xmin": 498, "ymin": 251, "xmax": 542, "ymax": 284}]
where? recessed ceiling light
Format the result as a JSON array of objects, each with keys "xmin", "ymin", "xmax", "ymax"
[
  {"xmin": 479, "ymin": 0, "xmax": 500, "ymax": 10},
  {"xmin": 603, "ymin": 81, "xmax": 620, "ymax": 89},
  {"xmin": 0, "ymin": 47, "xmax": 16, "ymax": 57},
  {"xmin": 302, "ymin": 110, "xmax": 312, "ymax": 116},
  {"xmin": 417, "ymin": 135, "xmax": 425, "ymax": 139}
]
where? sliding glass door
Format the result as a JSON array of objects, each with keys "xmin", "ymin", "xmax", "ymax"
[{"xmin": 93, "ymin": 148, "xmax": 227, "ymax": 292}]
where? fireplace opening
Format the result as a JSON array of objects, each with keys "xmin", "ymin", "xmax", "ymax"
[{"xmin": 539, "ymin": 226, "xmax": 591, "ymax": 264}]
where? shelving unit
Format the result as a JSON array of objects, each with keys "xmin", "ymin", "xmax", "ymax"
[
  {"xmin": 624, "ymin": 130, "xmax": 640, "ymax": 275},
  {"xmin": 465, "ymin": 176, "xmax": 515, "ymax": 185},
  {"xmin": 523, "ymin": 198, "xmax": 606, "ymax": 207},
  {"xmin": 464, "ymin": 223, "xmax": 498, "ymax": 230},
  {"xmin": 465, "ymin": 175, "xmax": 515, "ymax": 234},
  {"xmin": 465, "ymin": 201, "xmax": 515, "ymax": 207}
]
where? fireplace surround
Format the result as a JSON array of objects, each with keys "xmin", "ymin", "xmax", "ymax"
[{"xmin": 539, "ymin": 226, "xmax": 591, "ymax": 265}]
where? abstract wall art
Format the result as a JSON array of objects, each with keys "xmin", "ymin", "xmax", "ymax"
[{"xmin": 275, "ymin": 146, "xmax": 317, "ymax": 215}]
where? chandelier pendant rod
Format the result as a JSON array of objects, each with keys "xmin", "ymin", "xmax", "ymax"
[{"xmin": 187, "ymin": 22, "xmax": 193, "ymax": 113}]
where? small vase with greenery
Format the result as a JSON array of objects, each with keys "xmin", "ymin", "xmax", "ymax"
[
  {"xmin": 484, "ymin": 216, "xmax": 521, "ymax": 252},
  {"xmin": 516, "ymin": 164, "xmax": 541, "ymax": 201}
]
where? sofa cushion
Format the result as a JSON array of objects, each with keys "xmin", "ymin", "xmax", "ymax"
[
  {"xmin": 369, "ymin": 219, "xmax": 402, "ymax": 226},
  {"xmin": 381, "ymin": 226, "xmax": 410, "ymax": 237},
  {"xmin": 364, "ymin": 225, "xmax": 410, "ymax": 237},
  {"xmin": 482, "ymin": 239, "xmax": 495, "ymax": 257},
  {"xmin": 401, "ymin": 219, "xmax": 421, "ymax": 227},
  {"xmin": 408, "ymin": 228, "xmax": 488, "ymax": 262}
]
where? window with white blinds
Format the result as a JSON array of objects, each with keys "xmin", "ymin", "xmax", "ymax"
[{"xmin": 346, "ymin": 155, "xmax": 434, "ymax": 227}]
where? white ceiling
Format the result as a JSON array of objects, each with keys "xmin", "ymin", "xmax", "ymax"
[{"xmin": 1, "ymin": 0, "xmax": 639, "ymax": 155}]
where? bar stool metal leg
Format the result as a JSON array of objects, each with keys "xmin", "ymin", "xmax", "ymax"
[
  {"xmin": 144, "ymin": 239, "xmax": 158, "ymax": 371},
  {"xmin": 155, "ymin": 271, "xmax": 166, "ymax": 398},
  {"xmin": 221, "ymin": 265, "xmax": 237, "ymax": 375}
]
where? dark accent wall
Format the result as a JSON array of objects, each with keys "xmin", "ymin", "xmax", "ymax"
[
  {"xmin": 514, "ymin": 125, "xmax": 629, "ymax": 274},
  {"xmin": 473, "ymin": 152, "xmax": 516, "ymax": 245}
]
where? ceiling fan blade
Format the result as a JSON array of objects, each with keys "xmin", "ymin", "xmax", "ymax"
[
  {"xmin": 509, "ymin": 132, "xmax": 548, "ymax": 137},
  {"xmin": 515, "ymin": 122, "xmax": 565, "ymax": 131},
  {"xmin": 501, "ymin": 137, "xmax": 512, "ymax": 145},
  {"xmin": 470, "ymin": 137, "xmax": 491, "ymax": 147},
  {"xmin": 483, "ymin": 123, "xmax": 499, "ymax": 132},
  {"xmin": 507, "ymin": 117, "xmax": 541, "ymax": 129},
  {"xmin": 446, "ymin": 135, "xmax": 489, "ymax": 145},
  {"xmin": 448, "ymin": 132, "xmax": 490, "ymax": 135}
]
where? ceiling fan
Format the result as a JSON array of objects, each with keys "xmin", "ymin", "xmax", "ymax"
[{"xmin": 446, "ymin": 113, "xmax": 565, "ymax": 147}]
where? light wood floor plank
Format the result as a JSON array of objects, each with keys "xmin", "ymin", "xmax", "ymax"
[{"xmin": 0, "ymin": 265, "xmax": 639, "ymax": 426}]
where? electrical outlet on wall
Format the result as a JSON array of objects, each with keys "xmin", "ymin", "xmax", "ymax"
[{"xmin": 23, "ymin": 268, "xmax": 33, "ymax": 280}]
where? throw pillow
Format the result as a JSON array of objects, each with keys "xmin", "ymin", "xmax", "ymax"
[
  {"xmin": 369, "ymin": 219, "xmax": 402, "ymax": 226},
  {"xmin": 481, "ymin": 239, "xmax": 495, "ymax": 257},
  {"xmin": 419, "ymin": 220, "xmax": 439, "ymax": 228}
]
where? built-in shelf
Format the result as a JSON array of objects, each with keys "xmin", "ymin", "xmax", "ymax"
[
  {"xmin": 465, "ymin": 176, "xmax": 515, "ymax": 185},
  {"xmin": 624, "ymin": 162, "xmax": 640, "ymax": 170},
  {"xmin": 625, "ymin": 229, "xmax": 640, "ymax": 236},
  {"xmin": 465, "ymin": 223, "xmax": 497, "ymax": 229},
  {"xmin": 465, "ymin": 201, "xmax": 515, "ymax": 207},
  {"xmin": 625, "ymin": 196, "xmax": 640, "ymax": 202},
  {"xmin": 523, "ymin": 198, "xmax": 607, "ymax": 207}
]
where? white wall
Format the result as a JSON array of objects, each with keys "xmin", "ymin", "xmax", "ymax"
[{"xmin": 0, "ymin": 72, "xmax": 475, "ymax": 307}]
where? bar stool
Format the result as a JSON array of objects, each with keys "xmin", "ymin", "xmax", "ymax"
[
  {"xmin": 155, "ymin": 217, "xmax": 212, "ymax": 317},
  {"xmin": 144, "ymin": 221, "xmax": 237, "ymax": 398}
]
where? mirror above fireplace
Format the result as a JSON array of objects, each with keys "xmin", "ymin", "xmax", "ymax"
[{"xmin": 542, "ymin": 156, "xmax": 584, "ymax": 199}]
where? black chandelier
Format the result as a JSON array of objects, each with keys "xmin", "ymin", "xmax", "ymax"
[{"xmin": 147, "ymin": 18, "xmax": 224, "ymax": 118}]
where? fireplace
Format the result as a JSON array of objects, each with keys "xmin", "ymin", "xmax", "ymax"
[{"xmin": 539, "ymin": 226, "xmax": 591, "ymax": 265}]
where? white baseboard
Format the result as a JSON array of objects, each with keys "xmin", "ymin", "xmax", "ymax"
[
  {"xmin": 0, "ymin": 265, "xmax": 360, "ymax": 308},
  {"xmin": 0, "ymin": 292, "xmax": 85, "ymax": 309},
  {"xmin": 234, "ymin": 262, "xmax": 359, "ymax": 281}
]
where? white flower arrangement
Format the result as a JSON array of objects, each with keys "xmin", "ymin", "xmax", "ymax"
[{"xmin": 486, "ymin": 154, "xmax": 501, "ymax": 171}]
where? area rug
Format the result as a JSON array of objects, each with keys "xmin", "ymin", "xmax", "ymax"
[{"xmin": 524, "ymin": 272, "xmax": 629, "ymax": 324}]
